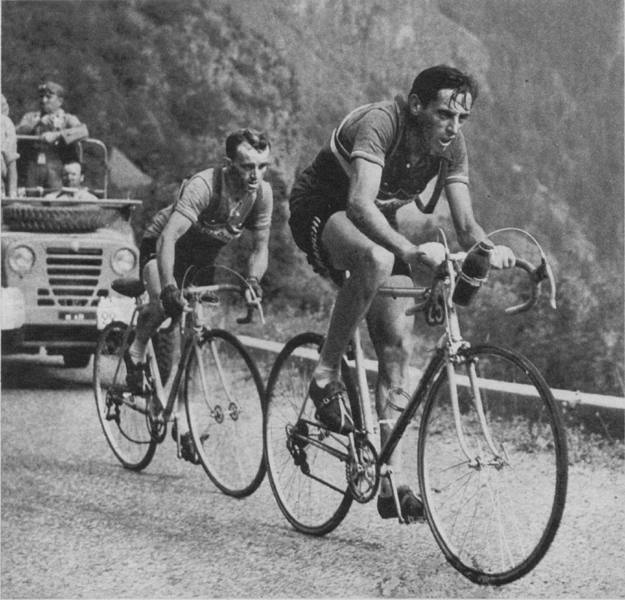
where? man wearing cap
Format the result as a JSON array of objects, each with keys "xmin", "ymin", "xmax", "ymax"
[{"xmin": 16, "ymin": 81, "xmax": 89, "ymax": 190}]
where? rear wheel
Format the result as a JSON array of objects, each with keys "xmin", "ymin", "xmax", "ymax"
[
  {"xmin": 263, "ymin": 332, "xmax": 360, "ymax": 535},
  {"xmin": 93, "ymin": 322, "xmax": 157, "ymax": 470},
  {"xmin": 418, "ymin": 344, "xmax": 568, "ymax": 585},
  {"xmin": 184, "ymin": 329, "xmax": 266, "ymax": 498}
]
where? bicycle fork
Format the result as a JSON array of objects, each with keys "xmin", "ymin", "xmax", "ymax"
[
  {"xmin": 187, "ymin": 334, "xmax": 241, "ymax": 440},
  {"xmin": 446, "ymin": 348, "xmax": 507, "ymax": 468}
]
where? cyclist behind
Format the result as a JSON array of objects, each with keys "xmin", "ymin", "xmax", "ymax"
[
  {"xmin": 126, "ymin": 128, "xmax": 273, "ymax": 462},
  {"xmin": 289, "ymin": 65, "xmax": 515, "ymax": 520}
]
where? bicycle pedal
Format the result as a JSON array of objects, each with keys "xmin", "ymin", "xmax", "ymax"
[{"xmin": 105, "ymin": 405, "xmax": 119, "ymax": 422}]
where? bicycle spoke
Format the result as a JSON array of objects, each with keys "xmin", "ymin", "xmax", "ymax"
[
  {"xmin": 264, "ymin": 333, "xmax": 355, "ymax": 536},
  {"xmin": 418, "ymin": 344, "xmax": 567, "ymax": 585},
  {"xmin": 93, "ymin": 322, "xmax": 157, "ymax": 470},
  {"xmin": 185, "ymin": 330, "xmax": 265, "ymax": 497}
]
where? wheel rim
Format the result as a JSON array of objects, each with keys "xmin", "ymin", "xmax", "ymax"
[
  {"xmin": 94, "ymin": 323, "xmax": 156, "ymax": 470},
  {"xmin": 185, "ymin": 331, "xmax": 265, "ymax": 497},
  {"xmin": 418, "ymin": 345, "xmax": 567, "ymax": 585},
  {"xmin": 264, "ymin": 333, "xmax": 353, "ymax": 535}
]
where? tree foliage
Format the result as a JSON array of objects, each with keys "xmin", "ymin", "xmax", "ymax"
[{"xmin": 2, "ymin": 0, "xmax": 622, "ymax": 397}]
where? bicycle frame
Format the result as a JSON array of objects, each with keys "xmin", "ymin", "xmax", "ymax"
[
  {"xmin": 111, "ymin": 280, "xmax": 253, "ymax": 433},
  {"xmin": 345, "ymin": 247, "xmax": 548, "ymax": 514}
]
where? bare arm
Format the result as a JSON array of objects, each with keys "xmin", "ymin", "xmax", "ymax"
[
  {"xmin": 156, "ymin": 211, "xmax": 193, "ymax": 287},
  {"xmin": 447, "ymin": 182, "xmax": 515, "ymax": 268},
  {"xmin": 345, "ymin": 158, "xmax": 446, "ymax": 268},
  {"xmin": 446, "ymin": 181, "xmax": 487, "ymax": 250},
  {"xmin": 246, "ymin": 227, "xmax": 270, "ymax": 281},
  {"xmin": 6, "ymin": 161, "xmax": 18, "ymax": 197},
  {"xmin": 345, "ymin": 158, "xmax": 414, "ymax": 259}
]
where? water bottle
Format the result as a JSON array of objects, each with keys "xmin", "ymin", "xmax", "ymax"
[{"xmin": 452, "ymin": 240, "xmax": 494, "ymax": 306}]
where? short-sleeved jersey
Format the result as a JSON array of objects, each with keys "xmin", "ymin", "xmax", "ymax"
[
  {"xmin": 145, "ymin": 166, "xmax": 273, "ymax": 244},
  {"xmin": 290, "ymin": 95, "xmax": 469, "ymax": 215}
]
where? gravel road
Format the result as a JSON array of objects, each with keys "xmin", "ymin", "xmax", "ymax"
[{"xmin": 1, "ymin": 354, "xmax": 623, "ymax": 598}]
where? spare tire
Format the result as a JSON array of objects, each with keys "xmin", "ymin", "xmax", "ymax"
[{"xmin": 2, "ymin": 203, "xmax": 109, "ymax": 233}]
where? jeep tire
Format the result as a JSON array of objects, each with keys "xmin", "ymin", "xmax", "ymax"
[{"xmin": 3, "ymin": 204, "xmax": 108, "ymax": 233}]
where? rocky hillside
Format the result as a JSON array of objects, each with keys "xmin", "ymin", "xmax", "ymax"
[{"xmin": 2, "ymin": 0, "xmax": 623, "ymax": 396}]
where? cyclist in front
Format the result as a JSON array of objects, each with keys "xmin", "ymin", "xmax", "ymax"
[
  {"xmin": 289, "ymin": 65, "xmax": 515, "ymax": 520},
  {"xmin": 126, "ymin": 128, "xmax": 273, "ymax": 462}
]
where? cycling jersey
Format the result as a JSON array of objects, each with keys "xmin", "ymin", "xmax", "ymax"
[
  {"xmin": 289, "ymin": 95, "xmax": 470, "ymax": 282},
  {"xmin": 290, "ymin": 95, "xmax": 469, "ymax": 216},
  {"xmin": 145, "ymin": 166, "xmax": 272, "ymax": 243}
]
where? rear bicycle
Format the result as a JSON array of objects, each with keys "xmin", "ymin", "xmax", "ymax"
[{"xmin": 263, "ymin": 332, "xmax": 365, "ymax": 535}]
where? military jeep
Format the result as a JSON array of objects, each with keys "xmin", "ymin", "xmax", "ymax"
[{"xmin": 1, "ymin": 136, "xmax": 142, "ymax": 368}]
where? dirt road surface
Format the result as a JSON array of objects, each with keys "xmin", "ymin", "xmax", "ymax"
[{"xmin": 1, "ymin": 354, "xmax": 623, "ymax": 598}]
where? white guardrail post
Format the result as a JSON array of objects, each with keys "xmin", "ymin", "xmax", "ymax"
[{"xmin": 237, "ymin": 335, "xmax": 625, "ymax": 411}]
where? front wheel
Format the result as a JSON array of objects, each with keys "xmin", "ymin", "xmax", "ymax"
[
  {"xmin": 93, "ymin": 321, "xmax": 157, "ymax": 470},
  {"xmin": 418, "ymin": 344, "xmax": 568, "ymax": 585},
  {"xmin": 184, "ymin": 329, "xmax": 266, "ymax": 498},
  {"xmin": 263, "ymin": 332, "xmax": 360, "ymax": 536}
]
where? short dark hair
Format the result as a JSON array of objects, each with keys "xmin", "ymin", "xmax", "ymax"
[
  {"xmin": 62, "ymin": 160, "xmax": 84, "ymax": 172},
  {"xmin": 225, "ymin": 128, "xmax": 270, "ymax": 160},
  {"xmin": 409, "ymin": 65, "xmax": 478, "ymax": 108}
]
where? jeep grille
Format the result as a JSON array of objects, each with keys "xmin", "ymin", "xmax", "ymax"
[{"xmin": 38, "ymin": 247, "xmax": 110, "ymax": 307}]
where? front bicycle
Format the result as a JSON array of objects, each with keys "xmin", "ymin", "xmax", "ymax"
[{"xmin": 182, "ymin": 266, "xmax": 267, "ymax": 498}]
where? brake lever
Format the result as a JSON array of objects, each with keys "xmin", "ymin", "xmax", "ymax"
[{"xmin": 236, "ymin": 286, "xmax": 265, "ymax": 325}]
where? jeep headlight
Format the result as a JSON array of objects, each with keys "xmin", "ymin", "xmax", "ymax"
[
  {"xmin": 8, "ymin": 246, "xmax": 35, "ymax": 275},
  {"xmin": 111, "ymin": 248, "xmax": 136, "ymax": 275}
]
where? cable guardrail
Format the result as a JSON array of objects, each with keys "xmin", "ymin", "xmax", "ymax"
[{"xmin": 237, "ymin": 335, "xmax": 624, "ymax": 411}]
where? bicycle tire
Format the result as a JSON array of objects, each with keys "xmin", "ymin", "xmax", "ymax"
[
  {"xmin": 263, "ymin": 332, "xmax": 361, "ymax": 536},
  {"xmin": 184, "ymin": 329, "xmax": 266, "ymax": 498},
  {"xmin": 93, "ymin": 321, "xmax": 157, "ymax": 471},
  {"xmin": 417, "ymin": 344, "xmax": 568, "ymax": 585}
]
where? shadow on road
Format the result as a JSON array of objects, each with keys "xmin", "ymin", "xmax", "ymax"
[{"xmin": 1, "ymin": 354, "xmax": 92, "ymax": 390}]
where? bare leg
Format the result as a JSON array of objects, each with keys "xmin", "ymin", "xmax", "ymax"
[
  {"xmin": 129, "ymin": 259, "xmax": 165, "ymax": 362},
  {"xmin": 315, "ymin": 211, "xmax": 395, "ymax": 383},
  {"xmin": 366, "ymin": 274, "xmax": 416, "ymax": 496}
]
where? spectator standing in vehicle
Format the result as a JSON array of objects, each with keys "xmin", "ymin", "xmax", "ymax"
[
  {"xmin": 288, "ymin": 65, "xmax": 515, "ymax": 520},
  {"xmin": 1, "ymin": 94, "xmax": 19, "ymax": 198},
  {"xmin": 127, "ymin": 128, "xmax": 273, "ymax": 462},
  {"xmin": 44, "ymin": 160, "xmax": 98, "ymax": 203},
  {"xmin": 16, "ymin": 81, "xmax": 89, "ymax": 190}
]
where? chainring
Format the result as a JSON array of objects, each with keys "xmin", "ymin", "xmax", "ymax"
[{"xmin": 346, "ymin": 435, "xmax": 380, "ymax": 503}]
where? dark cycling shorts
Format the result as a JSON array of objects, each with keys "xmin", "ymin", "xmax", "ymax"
[
  {"xmin": 289, "ymin": 176, "xmax": 411, "ymax": 286},
  {"xmin": 140, "ymin": 226, "xmax": 226, "ymax": 287}
]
